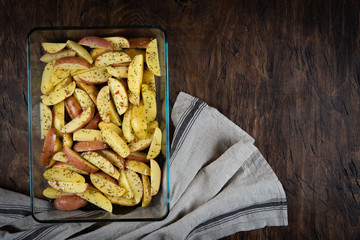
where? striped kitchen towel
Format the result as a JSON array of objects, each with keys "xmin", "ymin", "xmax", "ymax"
[{"xmin": 0, "ymin": 92, "xmax": 287, "ymax": 240}]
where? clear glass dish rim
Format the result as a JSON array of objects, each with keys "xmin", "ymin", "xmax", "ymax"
[{"xmin": 27, "ymin": 25, "xmax": 170, "ymax": 222}]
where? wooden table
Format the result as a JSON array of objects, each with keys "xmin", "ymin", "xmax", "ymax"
[{"xmin": 1, "ymin": 0, "xmax": 359, "ymax": 239}]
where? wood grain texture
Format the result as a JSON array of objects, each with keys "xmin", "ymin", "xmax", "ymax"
[{"xmin": 0, "ymin": 0, "xmax": 359, "ymax": 239}]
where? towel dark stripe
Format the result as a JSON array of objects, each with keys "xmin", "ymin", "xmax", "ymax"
[
  {"xmin": 0, "ymin": 208, "xmax": 31, "ymax": 216},
  {"xmin": 13, "ymin": 225, "xmax": 53, "ymax": 240},
  {"xmin": 186, "ymin": 199, "xmax": 287, "ymax": 239},
  {"xmin": 170, "ymin": 99, "xmax": 206, "ymax": 164}
]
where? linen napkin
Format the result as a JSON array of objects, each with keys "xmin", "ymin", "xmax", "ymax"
[{"xmin": 0, "ymin": 92, "xmax": 288, "ymax": 240}]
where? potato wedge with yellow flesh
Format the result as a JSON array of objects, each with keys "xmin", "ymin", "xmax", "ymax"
[
  {"xmin": 66, "ymin": 40, "xmax": 93, "ymax": 64},
  {"xmin": 122, "ymin": 106, "xmax": 136, "ymax": 142},
  {"xmin": 146, "ymin": 38, "xmax": 161, "ymax": 76},
  {"xmin": 128, "ymin": 90, "xmax": 140, "ymax": 106},
  {"xmin": 97, "ymin": 86, "xmax": 111, "ymax": 123},
  {"xmin": 40, "ymin": 103, "xmax": 52, "ymax": 139},
  {"xmin": 142, "ymin": 175, "xmax": 152, "ymax": 207},
  {"xmin": 124, "ymin": 169, "xmax": 143, "ymax": 204},
  {"xmin": 90, "ymin": 173, "xmax": 125, "ymax": 197},
  {"xmin": 119, "ymin": 169, "xmax": 134, "ymax": 199},
  {"xmin": 106, "ymin": 195, "xmax": 137, "ymax": 206},
  {"xmin": 52, "ymin": 151, "xmax": 67, "ymax": 163},
  {"xmin": 52, "ymin": 101, "xmax": 65, "ymax": 137},
  {"xmin": 90, "ymin": 48, "xmax": 107, "ymax": 59},
  {"xmin": 53, "ymin": 77, "xmax": 72, "ymax": 92},
  {"xmin": 150, "ymin": 159, "xmax": 161, "ymax": 196},
  {"xmin": 123, "ymin": 49, "xmax": 146, "ymax": 61},
  {"xmin": 43, "ymin": 187, "xmax": 72, "ymax": 199},
  {"xmin": 41, "ymin": 61, "xmax": 55, "ymax": 94},
  {"xmin": 109, "ymin": 98, "xmax": 122, "ymax": 126},
  {"xmin": 40, "ymin": 49, "xmax": 76, "ymax": 63},
  {"xmin": 63, "ymin": 145, "xmax": 99, "ymax": 173},
  {"xmin": 106, "ymin": 65, "xmax": 128, "ymax": 78},
  {"xmin": 77, "ymin": 66, "xmax": 110, "ymax": 84},
  {"xmin": 128, "ymin": 137, "xmax": 152, "ymax": 152},
  {"xmin": 76, "ymin": 187, "xmax": 112, "ymax": 212},
  {"xmin": 44, "ymin": 167, "xmax": 85, "ymax": 183},
  {"xmin": 103, "ymin": 37, "xmax": 130, "ymax": 49},
  {"xmin": 73, "ymin": 129, "xmax": 105, "ymax": 142},
  {"xmin": 131, "ymin": 102, "xmax": 148, "ymax": 139},
  {"xmin": 142, "ymin": 69, "xmax": 156, "ymax": 92},
  {"xmin": 147, "ymin": 127, "xmax": 162, "ymax": 159},
  {"xmin": 161, "ymin": 127, "xmax": 167, "ymax": 157},
  {"xmin": 48, "ymin": 181, "xmax": 88, "ymax": 194},
  {"xmin": 108, "ymin": 77, "xmax": 128, "ymax": 116},
  {"xmin": 73, "ymin": 88, "xmax": 95, "ymax": 110},
  {"xmin": 98, "ymin": 121, "xmax": 123, "ymax": 136},
  {"xmin": 101, "ymin": 128, "xmax": 130, "ymax": 158},
  {"xmin": 51, "ymin": 69, "xmax": 71, "ymax": 86},
  {"xmin": 53, "ymin": 57, "xmax": 90, "ymax": 73},
  {"xmin": 142, "ymin": 84, "xmax": 157, "ymax": 122},
  {"xmin": 42, "ymin": 43, "xmax": 67, "ymax": 54},
  {"xmin": 53, "ymin": 137, "xmax": 62, "ymax": 153},
  {"xmin": 147, "ymin": 120, "xmax": 159, "ymax": 137},
  {"xmin": 60, "ymin": 106, "xmax": 95, "ymax": 134},
  {"xmin": 53, "ymin": 161, "xmax": 89, "ymax": 175},
  {"xmin": 95, "ymin": 51, "xmax": 131, "ymax": 67},
  {"xmin": 125, "ymin": 160, "xmax": 150, "ymax": 176},
  {"xmin": 41, "ymin": 81, "xmax": 76, "ymax": 106},
  {"xmin": 98, "ymin": 149, "xmax": 125, "ymax": 170},
  {"xmin": 46, "ymin": 159, "xmax": 57, "ymax": 168},
  {"xmin": 74, "ymin": 78, "xmax": 99, "ymax": 106},
  {"xmin": 127, "ymin": 54, "xmax": 144, "ymax": 106},
  {"xmin": 63, "ymin": 133, "xmax": 73, "ymax": 148},
  {"xmin": 81, "ymin": 151, "xmax": 120, "ymax": 179}
]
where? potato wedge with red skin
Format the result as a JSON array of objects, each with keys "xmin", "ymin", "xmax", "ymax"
[
  {"xmin": 73, "ymin": 88, "xmax": 95, "ymax": 110},
  {"xmin": 41, "ymin": 42, "xmax": 67, "ymax": 54},
  {"xmin": 73, "ymin": 141, "xmax": 109, "ymax": 152},
  {"xmin": 53, "ymin": 57, "xmax": 90, "ymax": 71},
  {"xmin": 126, "ymin": 152, "xmax": 149, "ymax": 163},
  {"xmin": 77, "ymin": 66, "xmax": 110, "ymax": 85},
  {"xmin": 60, "ymin": 106, "xmax": 95, "ymax": 134},
  {"xmin": 78, "ymin": 36, "xmax": 114, "ymax": 50},
  {"xmin": 63, "ymin": 145, "xmax": 99, "ymax": 173},
  {"xmin": 129, "ymin": 38, "xmax": 152, "ymax": 48},
  {"xmin": 81, "ymin": 151, "xmax": 120, "ymax": 179},
  {"xmin": 103, "ymin": 37, "xmax": 130, "ymax": 49},
  {"xmin": 65, "ymin": 96, "xmax": 83, "ymax": 119},
  {"xmin": 40, "ymin": 49, "xmax": 76, "ymax": 63},
  {"xmin": 74, "ymin": 77, "xmax": 99, "ymax": 105},
  {"xmin": 53, "ymin": 162, "xmax": 89, "ymax": 175},
  {"xmin": 98, "ymin": 149, "xmax": 125, "ymax": 170},
  {"xmin": 41, "ymin": 128, "xmax": 57, "ymax": 166},
  {"xmin": 85, "ymin": 112, "xmax": 102, "ymax": 129},
  {"xmin": 54, "ymin": 195, "xmax": 88, "ymax": 211}
]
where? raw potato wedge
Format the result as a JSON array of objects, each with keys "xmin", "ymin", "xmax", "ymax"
[
  {"xmin": 73, "ymin": 141, "xmax": 109, "ymax": 152},
  {"xmin": 108, "ymin": 77, "xmax": 128, "ymax": 115},
  {"xmin": 78, "ymin": 36, "xmax": 114, "ymax": 50},
  {"xmin": 81, "ymin": 151, "xmax": 120, "ymax": 180},
  {"xmin": 41, "ymin": 61, "xmax": 55, "ymax": 94},
  {"xmin": 126, "ymin": 152, "xmax": 149, "ymax": 163},
  {"xmin": 103, "ymin": 37, "xmax": 130, "ymax": 49},
  {"xmin": 98, "ymin": 149, "xmax": 125, "ymax": 170},
  {"xmin": 60, "ymin": 106, "xmax": 95, "ymax": 134},
  {"xmin": 101, "ymin": 128, "xmax": 130, "ymax": 158},
  {"xmin": 74, "ymin": 77, "xmax": 99, "ymax": 105},
  {"xmin": 65, "ymin": 96, "xmax": 83, "ymax": 119},
  {"xmin": 76, "ymin": 186, "xmax": 112, "ymax": 212},
  {"xmin": 40, "ymin": 49, "xmax": 76, "ymax": 63},
  {"xmin": 98, "ymin": 121, "xmax": 123, "ymax": 136},
  {"xmin": 41, "ymin": 128, "xmax": 57, "ymax": 167},
  {"xmin": 43, "ymin": 167, "xmax": 85, "ymax": 183},
  {"xmin": 131, "ymin": 101, "xmax": 148, "ymax": 139},
  {"xmin": 142, "ymin": 68, "xmax": 156, "ymax": 92},
  {"xmin": 142, "ymin": 84, "xmax": 157, "ymax": 122},
  {"xmin": 125, "ymin": 160, "xmax": 151, "ymax": 176},
  {"xmin": 85, "ymin": 113, "xmax": 102, "ymax": 129},
  {"xmin": 122, "ymin": 49, "xmax": 146, "ymax": 61},
  {"xmin": 41, "ymin": 81, "xmax": 76, "ymax": 106},
  {"xmin": 48, "ymin": 181, "xmax": 88, "ymax": 194},
  {"xmin": 95, "ymin": 51, "xmax": 131, "ymax": 67},
  {"xmin": 52, "ymin": 151, "xmax": 67, "ymax": 163},
  {"xmin": 53, "ymin": 76, "xmax": 72, "ymax": 91},
  {"xmin": 129, "ymin": 38, "xmax": 152, "ymax": 49},
  {"xmin": 119, "ymin": 169, "xmax": 134, "ymax": 199},
  {"xmin": 63, "ymin": 145, "xmax": 99, "ymax": 173},
  {"xmin": 128, "ymin": 137, "xmax": 152, "ymax": 152},
  {"xmin": 73, "ymin": 129, "xmax": 105, "ymax": 142},
  {"xmin": 73, "ymin": 88, "xmax": 95, "ymax": 110},
  {"xmin": 127, "ymin": 54, "xmax": 144, "ymax": 106},
  {"xmin": 40, "ymin": 103, "xmax": 52, "ymax": 139},
  {"xmin": 66, "ymin": 40, "xmax": 93, "ymax": 64},
  {"xmin": 53, "ymin": 57, "xmax": 90, "ymax": 72},
  {"xmin": 106, "ymin": 65, "xmax": 128, "ymax": 78},
  {"xmin": 109, "ymin": 98, "xmax": 122, "ymax": 126},
  {"xmin": 90, "ymin": 48, "xmax": 107, "ymax": 59},
  {"xmin": 141, "ymin": 174, "xmax": 152, "ymax": 207},
  {"xmin": 147, "ymin": 127, "xmax": 162, "ymax": 159},
  {"xmin": 52, "ymin": 101, "xmax": 65, "ymax": 137},
  {"xmin": 150, "ymin": 159, "xmax": 161, "ymax": 196},
  {"xmin": 42, "ymin": 43, "xmax": 67, "ymax": 54},
  {"xmin": 77, "ymin": 66, "xmax": 110, "ymax": 84},
  {"xmin": 43, "ymin": 187, "xmax": 71, "ymax": 199},
  {"xmin": 54, "ymin": 195, "xmax": 88, "ymax": 211},
  {"xmin": 63, "ymin": 133, "xmax": 73, "ymax": 148},
  {"xmin": 90, "ymin": 173, "xmax": 125, "ymax": 197},
  {"xmin": 124, "ymin": 169, "xmax": 143, "ymax": 204},
  {"xmin": 106, "ymin": 195, "xmax": 137, "ymax": 206},
  {"xmin": 97, "ymin": 86, "xmax": 111, "ymax": 123},
  {"xmin": 122, "ymin": 106, "xmax": 135, "ymax": 142},
  {"xmin": 146, "ymin": 38, "xmax": 161, "ymax": 76},
  {"xmin": 53, "ymin": 162, "xmax": 89, "ymax": 175}
]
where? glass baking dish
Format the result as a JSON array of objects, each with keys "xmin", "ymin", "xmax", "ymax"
[{"xmin": 27, "ymin": 26, "xmax": 170, "ymax": 222}]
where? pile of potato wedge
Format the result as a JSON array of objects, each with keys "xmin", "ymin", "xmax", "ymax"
[{"xmin": 39, "ymin": 35, "xmax": 163, "ymax": 212}]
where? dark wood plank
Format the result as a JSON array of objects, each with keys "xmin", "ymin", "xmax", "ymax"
[{"xmin": 0, "ymin": 0, "xmax": 359, "ymax": 239}]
